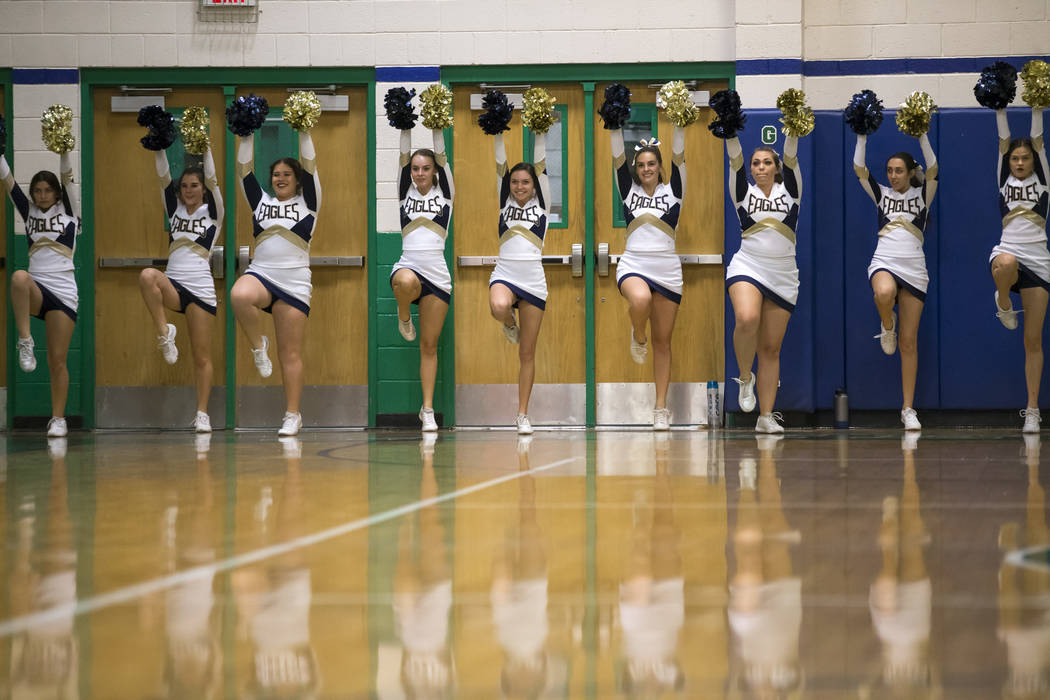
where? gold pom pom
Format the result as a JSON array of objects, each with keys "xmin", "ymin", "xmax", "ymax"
[
  {"xmin": 522, "ymin": 87, "xmax": 557, "ymax": 134},
  {"xmin": 1021, "ymin": 60, "xmax": 1050, "ymax": 109},
  {"xmin": 420, "ymin": 83, "xmax": 454, "ymax": 130},
  {"xmin": 776, "ymin": 89, "xmax": 814, "ymax": 138},
  {"xmin": 41, "ymin": 104, "xmax": 75, "ymax": 155},
  {"xmin": 283, "ymin": 90, "xmax": 322, "ymax": 132},
  {"xmin": 656, "ymin": 80, "xmax": 699, "ymax": 127},
  {"xmin": 179, "ymin": 106, "xmax": 210, "ymax": 155},
  {"xmin": 895, "ymin": 91, "xmax": 937, "ymax": 137}
]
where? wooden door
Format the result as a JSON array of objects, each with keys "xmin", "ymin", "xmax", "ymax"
[
  {"xmin": 233, "ymin": 86, "xmax": 369, "ymax": 427},
  {"xmin": 592, "ymin": 81, "xmax": 727, "ymax": 425},
  {"xmin": 451, "ymin": 83, "xmax": 587, "ymax": 426},
  {"xmin": 93, "ymin": 86, "xmax": 228, "ymax": 427}
]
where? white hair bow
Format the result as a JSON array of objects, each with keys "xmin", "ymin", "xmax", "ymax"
[{"xmin": 635, "ymin": 137, "xmax": 661, "ymax": 150}]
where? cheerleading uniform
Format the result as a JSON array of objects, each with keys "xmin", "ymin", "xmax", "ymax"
[
  {"xmin": 855, "ymin": 133, "xmax": 939, "ymax": 301},
  {"xmin": 489, "ymin": 132, "xmax": 551, "ymax": 310},
  {"xmin": 391, "ymin": 129, "xmax": 455, "ymax": 303},
  {"xmin": 612, "ymin": 126, "xmax": 685, "ymax": 303},
  {"xmin": 989, "ymin": 108, "xmax": 1050, "ymax": 289},
  {"xmin": 156, "ymin": 147, "xmax": 224, "ymax": 314},
  {"xmin": 725, "ymin": 136, "xmax": 802, "ymax": 311},
  {"xmin": 238, "ymin": 133, "xmax": 321, "ymax": 316},
  {"xmin": 0, "ymin": 153, "xmax": 79, "ymax": 321}
]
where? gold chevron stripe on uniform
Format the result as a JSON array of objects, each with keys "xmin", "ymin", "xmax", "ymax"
[
  {"xmin": 613, "ymin": 151, "xmax": 626, "ymax": 170},
  {"xmin": 1000, "ymin": 137, "xmax": 1011, "ymax": 155},
  {"xmin": 730, "ymin": 152, "xmax": 744, "ymax": 171},
  {"xmin": 742, "ymin": 218, "xmax": 796, "ymax": 245},
  {"xmin": 1003, "ymin": 207, "xmax": 1047, "ymax": 230},
  {"xmin": 926, "ymin": 162, "xmax": 938, "ymax": 180},
  {"xmin": 168, "ymin": 237, "xmax": 210, "ymax": 260},
  {"xmin": 626, "ymin": 213, "xmax": 676, "ymax": 240},
  {"xmin": 498, "ymin": 226, "xmax": 544, "ymax": 249},
  {"xmin": 783, "ymin": 154, "xmax": 799, "ymax": 169},
  {"xmin": 854, "ymin": 164, "xmax": 869, "ymax": 179},
  {"xmin": 401, "ymin": 217, "xmax": 448, "ymax": 240},
  {"xmin": 878, "ymin": 219, "xmax": 924, "ymax": 243},
  {"xmin": 255, "ymin": 225, "xmax": 311, "ymax": 252},
  {"xmin": 301, "ymin": 157, "xmax": 316, "ymax": 175},
  {"xmin": 236, "ymin": 160, "xmax": 253, "ymax": 179},
  {"xmin": 672, "ymin": 151, "xmax": 684, "ymax": 167},
  {"xmin": 399, "ymin": 152, "xmax": 411, "ymax": 168},
  {"xmin": 496, "ymin": 160, "xmax": 508, "ymax": 178},
  {"xmin": 534, "ymin": 158, "xmax": 546, "ymax": 175},
  {"xmin": 29, "ymin": 239, "xmax": 74, "ymax": 259}
]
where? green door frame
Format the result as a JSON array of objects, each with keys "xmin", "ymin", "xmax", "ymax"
[
  {"xmin": 2, "ymin": 70, "xmax": 13, "ymax": 427},
  {"xmin": 440, "ymin": 63, "xmax": 734, "ymax": 425},
  {"xmin": 78, "ymin": 68, "xmax": 376, "ymax": 429}
]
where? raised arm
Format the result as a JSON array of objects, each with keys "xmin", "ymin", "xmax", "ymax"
[
  {"xmin": 1032, "ymin": 107, "xmax": 1047, "ymax": 183},
  {"xmin": 781, "ymin": 134, "xmax": 801, "ymax": 200},
  {"xmin": 59, "ymin": 151, "xmax": 79, "ymax": 220},
  {"xmin": 202, "ymin": 145, "xmax": 224, "ymax": 230},
  {"xmin": 918, "ymin": 133, "xmax": 938, "ymax": 207},
  {"xmin": 494, "ymin": 131, "xmax": 509, "ymax": 202},
  {"xmin": 433, "ymin": 128, "xmax": 453, "ymax": 202},
  {"xmin": 611, "ymin": 128, "xmax": 632, "ymax": 201},
  {"xmin": 997, "ymin": 109, "xmax": 1012, "ymax": 186},
  {"xmin": 298, "ymin": 131, "xmax": 321, "ymax": 213},
  {"xmin": 398, "ymin": 129, "xmax": 412, "ymax": 201},
  {"xmin": 0, "ymin": 154, "xmax": 30, "ymax": 220},
  {"xmin": 533, "ymin": 131, "xmax": 551, "ymax": 211},
  {"xmin": 852, "ymin": 134, "xmax": 880, "ymax": 204},
  {"xmin": 237, "ymin": 134, "xmax": 264, "ymax": 211},
  {"xmin": 154, "ymin": 149, "xmax": 178, "ymax": 218},
  {"xmin": 670, "ymin": 124, "xmax": 686, "ymax": 198},
  {"xmin": 726, "ymin": 136, "xmax": 749, "ymax": 213}
]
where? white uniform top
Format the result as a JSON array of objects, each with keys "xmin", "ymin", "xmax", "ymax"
[
  {"xmin": 612, "ymin": 127, "xmax": 685, "ymax": 254},
  {"xmin": 854, "ymin": 133, "xmax": 938, "ymax": 260},
  {"xmin": 156, "ymin": 146, "xmax": 224, "ymax": 281},
  {"xmin": 238, "ymin": 133, "xmax": 321, "ymax": 269},
  {"xmin": 399, "ymin": 129, "xmax": 454, "ymax": 252},
  {"xmin": 495, "ymin": 132, "xmax": 550, "ymax": 261},
  {"xmin": 1, "ymin": 152, "xmax": 79, "ymax": 276},
  {"xmin": 997, "ymin": 108, "xmax": 1048, "ymax": 245},
  {"xmin": 728, "ymin": 135, "xmax": 801, "ymax": 260}
]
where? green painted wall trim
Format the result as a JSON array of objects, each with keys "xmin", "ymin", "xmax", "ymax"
[
  {"xmin": 79, "ymin": 80, "xmax": 96, "ymax": 428},
  {"xmin": 223, "ymin": 87, "xmax": 237, "ymax": 430},
  {"xmin": 583, "ymin": 82, "xmax": 596, "ymax": 426},
  {"xmin": 366, "ymin": 81, "xmax": 378, "ymax": 426},
  {"xmin": 441, "ymin": 62, "xmax": 735, "ymax": 84},
  {"xmin": 3, "ymin": 72, "xmax": 13, "ymax": 427},
  {"xmin": 78, "ymin": 67, "xmax": 376, "ymax": 87},
  {"xmin": 440, "ymin": 80, "xmax": 455, "ymax": 426}
]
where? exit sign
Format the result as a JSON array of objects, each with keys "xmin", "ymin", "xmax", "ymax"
[{"xmin": 201, "ymin": 0, "xmax": 256, "ymax": 6}]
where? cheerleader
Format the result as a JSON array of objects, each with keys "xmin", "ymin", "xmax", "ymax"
[
  {"xmin": 229, "ymin": 130, "xmax": 320, "ymax": 437},
  {"xmin": 0, "ymin": 149, "xmax": 79, "ymax": 438},
  {"xmin": 390, "ymin": 126, "xmax": 454, "ymax": 432},
  {"xmin": 611, "ymin": 125, "xmax": 685, "ymax": 431},
  {"xmin": 724, "ymin": 135, "xmax": 802, "ymax": 434},
  {"xmin": 989, "ymin": 105, "xmax": 1048, "ymax": 433},
  {"xmin": 489, "ymin": 130, "xmax": 550, "ymax": 435},
  {"xmin": 855, "ymin": 131, "xmax": 938, "ymax": 431},
  {"xmin": 138, "ymin": 144, "xmax": 223, "ymax": 433}
]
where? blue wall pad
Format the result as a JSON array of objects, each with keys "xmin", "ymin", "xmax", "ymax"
[
  {"xmin": 375, "ymin": 66, "xmax": 441, "ymax": 83},
  {"xmin": 12, "ymin": 68, "xmax": 80, "ymax": 84}
]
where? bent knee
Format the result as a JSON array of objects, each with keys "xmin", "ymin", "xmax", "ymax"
[{"xmin": 11, "ymin": 269, "xmax": 32, "ymax": 288}]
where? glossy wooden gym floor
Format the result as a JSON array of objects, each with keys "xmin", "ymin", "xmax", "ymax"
[{"xmin": 1, "ymin": 428, "xmax": 1047, "ymax": 698}]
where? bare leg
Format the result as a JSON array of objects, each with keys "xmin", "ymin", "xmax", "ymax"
[
  {"xmin": 138, "ymin": 268, "xmax": 183, "ymax": 336},
  {"xmin": 870, "ymin": 270, "xmax": 898, "ymax": 331},
  {"xmin": 755, "ymin": 299, "xmax": 791, "ymax": 416},
  {"xmin": 392, "ymin": 269, "xmax": 422, "ymax": 323},
  {"xmin": 417, "ymin": 294, "xmax": 449, "ymax": 410},
  {"xmin": 272, "ymin": 302, "xmax": 309, "ymax": 414},
  {"xmin": 991, "ymin": 253, "xmax": 1019, "ymax": 311},
  {"xmin": 516, "ymin": 301, "xmax": 544, "ymax": 414},
  {"xmin": 897, "ymin": 289, "xmax": 925, "ymax": 409},
  {"xmin": 1020, "ymin": 286, "xmax": 1049, "ymax": 409},
  {"xmin": 728, "ymin": 281, "xmax": 763, "ymax": 382},
  {"xmin": 489, "ymin": 283, "xmax": 517, "ymax": 329},
  {"xmin": 619, "ymin": 276, "xmax": 653, "ymax": 347},
  {"xmin": 44, "ymin": 311, "xmax": 76, "ymax": 417},
  {"xmin": 185, "ymin": 303, "xmax": 215, "ymax": 412},
  {"xmin": 230, "ymin": 274, "xmax": 273, "ymax": 351},
  {"xmin": 11, "ymin": 270, "xmax": 43, "ymax": 339},
  {"xmin": 649, "ymin": 294, "xmax": 679, "ymax": 410}
]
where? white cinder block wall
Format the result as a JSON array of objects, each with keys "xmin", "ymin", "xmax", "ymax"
[{"xmin": 1, "ymin": 0, "xmax": 1047, "ymax": 221}]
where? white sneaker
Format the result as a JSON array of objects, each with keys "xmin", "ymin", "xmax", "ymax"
[
  {"xmin": 252, "ymin": 336, "xmax": 273, "ymax": 378},
  {"xmin": 1022, "ymin": 408, "xmax": 1041, "ymax": 434},
  {"xmin": 17, "ymin": 336, "xmax": 36, "ymax": 372},
  {"xmin": 755, "ymin": 412, "xmax": 784, "ymax": 434},
  {"xmin": 503, "ymin": 322, "xmax": 520, "ymax": 344},
  {"xmin": 158, "ymin": 323, "xmax": 178, "ymax": 364},
  {"xmin": 875, "ymin": 312, "xmax": 897, "ymax": 355},
  {"xmin": 629, "ymin": 328, "xmax": 647, "ymax": 364},
  {"xmin": 901, "ymin": 407, "xmax": 922, "ymax": 431},
  {"xmin": 193, "ymin": 410, "xmax": 212, "ymax": 433},
  {"xmin": 278, "ymin": 411, "xmax": 302, "ymax": 437},
  {"xmin": 419, "ymin": 407, "xmax": 438, "ymax": 432},
  {"xmin": 516, "ymin": 413, "xmax": 533, "ymax": 434},
  {"xmin": 995, "ymin": 290, "xmax": 1019, "ymax": 330},
  {"xmin": 46, "ymin": 417, "xmax": 68, "ymax": 438},
  {"xmin": 653, "ymin": 407, "xmax": 671, "ymax": 431},
  {"xmin": 734, "ymin": 374, "xmax": 756, "ymax": 413},
  {"xmin": 48, "ymin": 438, "xmax": 67, "ymax": 460},
  {"xmin": 398, "ymin": 316, "xmax": 416, "ymax": 342}
]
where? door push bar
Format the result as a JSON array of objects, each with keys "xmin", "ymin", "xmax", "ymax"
[
  {"xmin": 99, "ymin": 246, "xmax": 226, "ymax": 279},
  {"xmin": 236, "ymin": 246, "xmax": 364, "ymax": 270},
  {"xmin": 595, "ymin": 242, "xmax": 722, "ymax": 276},
  {"xmin": 457, "ymin": 243, "xmax": 584, "ymax": 278}
]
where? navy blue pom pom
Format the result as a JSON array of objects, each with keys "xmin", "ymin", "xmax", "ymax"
[
  {"xmin": 844, "ymin": 90, "xmax": 884, "ymax": 135},
  {"xmin": 384, "ymin": 87, "xmax": 417, "ymax": 130},
  {"xmin": 598, "ymin": 83, "xmax": 632, "ymax": 130},
  {"xmin": 0, "ymin": 113, "xmax": 6, "ymax": 157},
  {"xmin": 225, "ymin": 94, "xmax": 270, "ymax": 137},
  {"xmin": 707, "ymin": 89, "xmax": 746, "ymax": 139},
  {"xmin": 137, "ymin": 105, "xmax": 176, "ymax": 151},
  {"xmin": 478, "ymin": 90, "xmax": 513, "ymax": 135},
  {"xmin": 974, "ymin": 60, "xmax": 1018, "ymax": 110}
]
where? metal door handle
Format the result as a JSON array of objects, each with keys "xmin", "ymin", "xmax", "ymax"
[
  {"xmin": 238, "ymin": 245, "xmax": 251, "ymax": 271},
  {"xmin": 458, "ymin": 244, "xmax": 583, "ymax": 278},
  {"xmin": 100, "ymin": 248, "xmax": 227, "ymax": 279},
  {"xmin": 238, "ymin": 247, "xmax": 364, "ymax": 270},
  {"xmin": 596, "ymin": 242, "xmax": 610, "ymax": 277},
  {"xmin": 679, "ymin": 254, "xmax": 723, "ymax": 265},
  {"xmin": 210, "ymin": 246, "xmax": 224, "ymax": 279}
]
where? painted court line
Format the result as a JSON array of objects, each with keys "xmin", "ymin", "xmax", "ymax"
[{"xmin": 0, "ymin": 454, "xmax": 581, "ymax": 638}]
